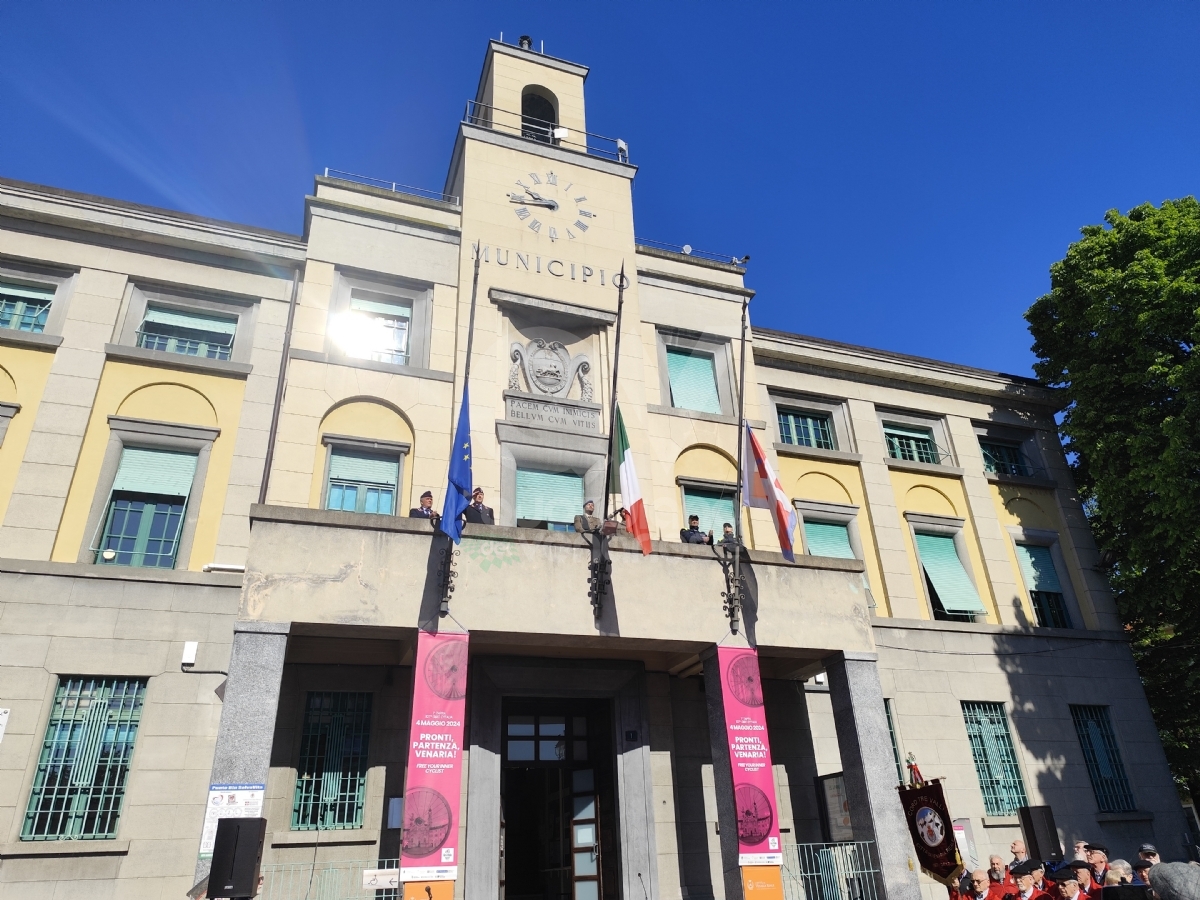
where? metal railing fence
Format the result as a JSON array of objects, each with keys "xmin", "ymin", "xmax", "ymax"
[
  {"xmin": 322, "ymin": 168, "xmax": 459, "ymax": 206},
  {"xmin": 781, "ymin": 842, "xmax": 881, "ymax": 900},
  {"xmin": 635, "ymin": 236, "xmax": 745, "ymax": 265},
  {"xmin": 261, "ymin": 857, "xmax": 399, "ymax": 900},
  {"xmin": 463, "ymin": 99, "xmax": 628, "ymax": 162}
]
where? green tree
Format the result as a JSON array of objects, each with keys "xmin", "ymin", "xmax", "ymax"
[{"xmin": 1026, "ymin": 197, "xmax": 1200, "ymax": 805}]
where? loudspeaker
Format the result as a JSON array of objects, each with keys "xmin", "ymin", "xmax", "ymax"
[
  {"xmin": 1100, "ymin": 887, "xmax": 1151, "ymax": 900},
  {"xmin": 209, "ymin": 816, "xmax": 266, "ymax": 898},
  {"xmin": 1017, "ymin": 805, "xmax": 1063, "ymax": 863}
]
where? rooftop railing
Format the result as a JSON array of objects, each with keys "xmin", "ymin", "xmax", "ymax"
[
  {"xmin": 463, "ymin": 99, "xmax": 629, "ymax": 163},
  {"xmin": 322, "ymin": 168, "xmax": 459, "ymax": 205},
  {"xmin": 636, "ymin": 236, "xmax": 747, "ymax": 266}
]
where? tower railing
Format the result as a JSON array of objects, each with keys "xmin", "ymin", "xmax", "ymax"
[{"xmin": 463, "ymin": 99, "xmax": 628, "ymax": 162}]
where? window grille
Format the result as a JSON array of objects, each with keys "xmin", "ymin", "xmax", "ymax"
[
  {"xmin": 1070, "ymin": 705, "xmax": 1136, "ymax": 812},
  {"xmin": 979, "ymin": 441, "xmax": 1033, "ymax": 477},
  {"xmin": 884, "ymin": 699, "xmax": 904, "ymax": 785},
  {"xmin": 326, "ymin": 448, "xmax": 400, "ymax": 515},
  {"xmin": 138, "ymin": 306, "xmax": 235, "ymax": 361},
  {"xmin": 0, "ymin": 282, "xmax": 53, "ymax": 333},
  {"xmin": 884, "ymin": 425, "xmax": 943, "ymax": 464},
  {"xmin": 665, "ymin": 347, "xmax": 722, "ymax": 414},
  {"xmin": 292, "ymin": 692, "xmax": 373, "ymax": 830},
  {"xmin": 961, "ymin": 701, "xmax": 1028, "ymax": 816},
  {"xmin": 22, "ymin": 677, "xmax": 146, "ymax": 840},
  {"xmin": 778, "ymin": 409, "xmax": 835, "ymax": 450}
]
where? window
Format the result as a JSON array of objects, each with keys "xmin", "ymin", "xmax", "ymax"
[
  {"xmin": 884, "ymin": 699, "xmax": 904, "ymax": 785},
  {"xmin": 683, "ymin": 486, "xmax": 736, "ymax": 536},
  {"xmin": 331, "ymin": 289, "xmax": 413, "ymax": 366},
  {"xmin": 326, "ymin": 448, "xmax": 399, "ymax": 515},
  {"xmin": 292, "ymin": 692, "xmax": 373, "ymax": 830},
  {"xmin": 980, "ymin": 441, "xmax": 1033, "ymax": 477},
  {"xmin": 521, "ymin": 88, "xmax": 557, "ymax": 143},
  {"xmin": 516, "ymin": 468, "xmax": 584, "ymax": 531},
  {"xmin": 505, "ymin": 713, "xmax": 588, "ymax": 763},
  {"xmin": 778, "ymin": 409, "xmax": 835, "ymax": 450},
  {"xmin": 22, "ymin": 677, "xmax": 146, "ymax": 840},
  {"xmin": 1070, "ymin": 706, "xmax": 1136, "ymax": 812},
  {"xmin": 666, "ymin": 347, "xmax": 722, "ymax": 414},
  {"xmin": 884, "ymin": 425, "xmax": 943, "ymax": 464},
  {"xmin": 97, "ymin": 448, "xmax": 197, "ymax": 568},
  {"xmin": 914, "ymin": 532, "xmax": 986, "ymax": 622},
  {"xmin": 804, "ymin": 521, "xmax": 855, "ymax": 559},
  {"xmin": 0, "ymin": 281, "xmax": 54, "ymax": 333},
  {"xmin": 961, "ymin": 701, "xmax": 1028, "ymax": 816},
  {"xmin": 138, "ymin": 306, "xmax": 236, "ymax": 360},
  {"xmin": 1015, "ymin": 543, "xmax": 1071, "ymax": 628}
]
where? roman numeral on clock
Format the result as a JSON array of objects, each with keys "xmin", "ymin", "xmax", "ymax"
[
  {"xmin": 528, "ymin": 219, "xmax": 542, "ymax": 233},
  {"xmin": 515, "ymin": 207, "xmax": 531, "ymax": 220},
  {"xmin": 528, "ymin": 173, "xmax": 542, "ymax": 184},
  {"xmin": 578, "ymin": 210, "xmax": 594, "ymax": 218},
  {"xmin": 574, "ymin": 220, "xmax": 589, "ymax": 232},
  {"xmin": 546, "ymin": 171, "xmax": 557, "ymax": 185}
]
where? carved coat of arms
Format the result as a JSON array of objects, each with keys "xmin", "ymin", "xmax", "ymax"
[{"xmin": 509, "ymin": 339, "xmax": 593, "ymax": 401}]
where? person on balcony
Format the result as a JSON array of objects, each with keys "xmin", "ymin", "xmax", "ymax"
[
  {"xmin": 680, "ymin": 515, "xmax": 712, "ymax": 545},
  {"xmin": 464, "ymin": 488, "xmax": 494, "ymax": 525},
  {"xmin": 409, "ymin": 490, "xmax": 441, "ymax": 527},
  {"xmin": 574, "ymin": 499, "xmax": 601, "ymax": 533}
]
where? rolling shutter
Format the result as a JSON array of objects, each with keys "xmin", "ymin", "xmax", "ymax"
[
  {"xmin": 0, "ymin": 282, "xmax": 55, "ymax": 302},
  {"xmin": 350, "ymin": 290, "xmax": 411, "ymax": 320},
  {"xmin": 516, "ymin": 469, "xmax": 584, "ymax": 523},
  {"xmin": 328, "ymin": 448, "xmax": 399, "ymax": 486},
  {"xmin": 915, "ymin": 532, "xmax": 985, "ymax": 613},
  {"xmin": 666, "ymin": 348, "xmax": 721, "ymax": 414},
  {"xmin": 111, "ymin": 448, "xmax": 197, "ymax": 497},
  {"xmin": 804, "ymin": 521, "xmax": 855, "ymax": 558},
  {"xmin": 143, "ymin": 306, "xmax": 237, "ymax": 335},
  {"xmin": 683, "ymin": 488, "xmax": 736, "ymax": 536},
  {"xmin": 1014, "ymin": 544, "xmax": 1062, "ymax": 593}
]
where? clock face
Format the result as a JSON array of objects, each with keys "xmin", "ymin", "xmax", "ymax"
[{"xmin": 506, "ymin": 170, "xmax": 596, "ymax": 242}]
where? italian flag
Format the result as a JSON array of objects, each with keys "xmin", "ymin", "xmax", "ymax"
[{"xmin": 612, "ymin": 405, "xmax": 652, "ymax": 554}]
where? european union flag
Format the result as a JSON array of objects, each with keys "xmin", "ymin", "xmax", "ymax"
[{"xmin": 440, "ymin": 385, "xmax": 472, "ymax": 543}]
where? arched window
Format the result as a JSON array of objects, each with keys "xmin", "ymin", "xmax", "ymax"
[{"xmin": 521, "ymin": 88, "xmax": 557, "ymax": 143}]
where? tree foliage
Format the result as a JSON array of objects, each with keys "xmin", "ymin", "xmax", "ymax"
[{"xmin": 1026, "ymin": 197, "xmax": 1200, "ymax": 800}]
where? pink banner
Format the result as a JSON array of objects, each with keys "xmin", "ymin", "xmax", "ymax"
[
  {"xmin": 717, "ymin": 645, "xmax": 782, "ymax": 866},
  {"xmin": 401, "ymin": 630, "xmax": 469, "ymax": 882}
]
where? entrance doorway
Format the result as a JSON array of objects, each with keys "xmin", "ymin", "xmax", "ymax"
[{"xmin": 501, "ymin": 699, "xmax": 618, "ymax": 900}]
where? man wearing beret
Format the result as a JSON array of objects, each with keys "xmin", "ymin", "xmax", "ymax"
[
  {"xmin": 464, "ymin": 487, "xmax": 495, "ymax": 525},
  {"xmin": 1004, "ymin": 861, "xmax": 1049, "ymax": 900},
  {"xmin": 1130, "ymin": 858, "xmax": 1153, "ymax": 885},
  {"xmin": 1050, "ymin": 867, "xmax": 1083, "ymax": 900},
  {"xmin": 408, "ymin": 490, "xmax": 441, "ymax": 527},
  {"xmin": 1083, "ymin": 844, "xmax": 1109, "ymax": 888}
]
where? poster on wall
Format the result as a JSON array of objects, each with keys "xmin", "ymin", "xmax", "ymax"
[
  {"xmin": 817, "ymin": 773, "xmax": 854, "ymax": 842},
  {"xmin": 400, "ymin": 630, "xmax": 470, "ymax": 883},
  {"xmin": 198, "ymin": 784, "xmax": 264, "ymax": 858},
  {"xmin": 716, "ymin": 646, "xmax": 783, "ymax": 866}
]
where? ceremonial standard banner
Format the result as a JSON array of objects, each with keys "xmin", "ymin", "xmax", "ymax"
[
  {"xmin": 400, "ymin": 630, "xmax": 469, "ymax": 882},
  {"xmin": 717, "ymin": 646, "xmax": 782, "ymax": 866},
  {"xmin": 897, "ymin": 780, "xmax": 964, "ymax": 887}
]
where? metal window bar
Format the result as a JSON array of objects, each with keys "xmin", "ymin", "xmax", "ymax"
[
  {"xmin": 979, "ymin": 441, "xmax": 1039, "ymax": 478},
  {"xmin": 1030, "ymin": 590, "xmax": 1071, "ymax": 629},
  {"xmin": 780, "ymin": 841, "xmax": 882, "ymax": 900},
  {"xmin": 463, "ymin": 99, "xmax": 627, "ymax": 162},
  {"xmin": 961, "ymin": 702, "xmax": 1028, "ymax": 816},
  {"xmin": 884, "ymin": 700, "xmax": 904, "ymax": 786},
  {"xmin": 22, "ymin": 677, "xmax": 146, "ymax": 840},
  {"xmin": 323, "ymin": 168, "xmax": 459, "ymax": 205},
  {"xmin": 0, "ymin": 297, "xmax": 51, "ymax": 333},
  {"xmin": 779, "ymin": 410, "xmax": 835, "ymax": 451},
  {"xmin": 292, "ymin": 692, "xmax": 373, "ymax": 830},
  {"xmin": 137, "ymin": 326, "xmax": 233, "ymax": 361},
  {"xmin": 96, "ymin": 494, "xmax": 186, "ymax": 568},
  {"xmin": 260, "ymin": 858, "xmax": 400, "ymax": 900},
  {"xmin": 885, "ymin": 431, "xmax": 950, "ymax": 465},
  {"xmin": 1070, "ymin": 705, "xmax": 1136, "ymax": 813}
]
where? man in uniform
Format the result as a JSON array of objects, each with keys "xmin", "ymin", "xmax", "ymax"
[
  {"xmin": 409, "ymin": 490, "xmax": 441, "ymax": 527},
  {"xmin": 679, "ymin": 514, "xmax": 713, "ymax": 545},
  {"xmin": 574, "ymin": 499, "xmax": 601, "ymax": 533},
  {"xmin": 464, "ymin": 487, "xmax": 494, "ymax": 524}
]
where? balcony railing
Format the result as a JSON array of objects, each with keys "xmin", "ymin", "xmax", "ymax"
[
  {"xmin": 782, "ymin": 841, "xmax": 882, "ymax": 900},
  {"xmin": 637, "ymin": 236, "xmax": 747, "ymax": 266},
  {"xmin": 323, "ymin": 168, "xmax": 459, "ymax": 205},
  {"xmin": 463, "ymin": 99, "xmax": 629, "ymax": 162},
  {"xmin": 261, "ymin": 857, "xmax": 399, "ymax": 900}
]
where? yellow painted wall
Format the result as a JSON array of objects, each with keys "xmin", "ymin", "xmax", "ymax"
[
  {"xmin": 990, "ymin": 482, "xmax": 1097, "ymax": 628},
  {"xmin": 890, "ymin": 470, "xmax": 999, "ymax": 622},
  {"xmin": 0, "ymin": 346, "xmax": 56, "ymax": 525},
  {"xmin": 775, "ymin": 456, "xmax": 891, "ymax": 615},
  {"xmin": 307, "ymin": 400, "xmax": 416, "ymax": 513},
  {"xmin": 51, "ymin": 362, "xmax": 246, "ymax": 570}
]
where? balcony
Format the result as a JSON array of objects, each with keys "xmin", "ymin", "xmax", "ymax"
[{"xmin": 463, "ymin": 100, "xmax": 628, "ymax": 163}]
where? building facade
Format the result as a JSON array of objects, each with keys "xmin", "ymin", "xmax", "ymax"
[{"xmin": 0, "ymin": 39, "xmax": 1186, "ymax": 900}]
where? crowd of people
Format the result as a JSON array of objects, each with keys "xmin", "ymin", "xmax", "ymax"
[{"xmin": 954, "ymin": 839, "xmax": 1199, "ymax": 900}]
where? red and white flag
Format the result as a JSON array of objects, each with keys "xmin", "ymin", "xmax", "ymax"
[
  {"xmin": 742, "ymin": 423, "xmax": 797, "ymax": 561},
  {"xmin": 612, "ymin": 405, "xmax": 652, "ymax": 554}
]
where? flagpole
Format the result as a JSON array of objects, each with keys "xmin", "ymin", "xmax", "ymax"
[
  {"xmin": 463, "ymin": 245, "xmax": 482, "ymax": 387},
  {"xmin": 731, "ymin": 296, "xmax": 749, "ymax": 633},
  {"xmin": 601, "ymin": 263, "xmax": 627, "ymax": 523}
]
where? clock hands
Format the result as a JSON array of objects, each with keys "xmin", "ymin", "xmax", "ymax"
[{"xmin": 508, "ymin": 191, "xmax": 558, "ymax": 211}]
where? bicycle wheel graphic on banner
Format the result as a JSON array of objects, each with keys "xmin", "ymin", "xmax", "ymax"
[
  {"xmin": 734, "ymin": 783, "xmax": 773, "ymax": 845},
  {"xmin": 425, "ymin": 639, "xmax": 469, "ymax": 700},
  {"xmin": 726, "ymin": 653, "xmax": 764, "ymax": 707},
  {"xmin": 403, "ymin": 787, "xmax": 454, "ymax": 857}
]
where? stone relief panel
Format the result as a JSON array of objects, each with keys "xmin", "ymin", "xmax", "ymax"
[{"xmin": 508, "ymin": 338, "xmax": 593, "ymax": 401}]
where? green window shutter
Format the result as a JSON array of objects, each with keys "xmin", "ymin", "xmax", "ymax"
[
  {"xmin": 961, "ymin": 701, "xmax": 1028, "ymax": 816},
  {"xmin": 112, "ymin": 448, "xmax": 197, "ymax": 497},
  {"xmin": 683, "ymin": 487, "xmax": 736, "ymax": 536},
  {"xmin": 516, "ymin": 469, "xmax": 584, "ymax": 524},
  {"xmin": 292, "ymin": 692, "xmax": 373, "ymax": 830},
  {"xmin": 804, "ymin": 521, "xmax": 855, "ymax": 558},
  {"xmin": 1014, "ymin": 544, "xmax": 1062, "ymax": 593},
  {"xmin": 349, "ymin": 290, "xmax": 412, "ymax": 319},
  {"xmin": 142, "ymin": 306, "xmax": 237, "ymax": 335},
  {"xmin": 915, "ymin": 533, "xmax": 985, "ymax": 613},
  {"xmin": 328, "ymin": 448, "xmax": 399, "ymax": 486},
  {"xmin": 666, "ymin": 348, "xmax": 721, "ymax": 414}
]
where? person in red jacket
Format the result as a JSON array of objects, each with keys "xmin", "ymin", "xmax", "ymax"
[
  {"xmin": 1065, "ymin": 861, "xmax": 1100, "ymax": 899},
  {"xmin": 1084, "ymin": 844, "xmax": 1110, "ymax": 888},
  {"xmin": 1002, "ymin": 861, "xmax": 1049, "ymax": 900}
]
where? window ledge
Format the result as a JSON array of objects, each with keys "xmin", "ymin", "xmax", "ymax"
[
  {"xmin": 986, "ymin": 472, "xmax": 1059, "ymax": 490},
  {"xmin": 104, "ymin": 343, "xmax": 251, "ymax": 378},
  {"xmin": 981, "ymin": 816, "xmax": 1019, "ymax": 828},
  {"xmin": 289, "ymin": 348, "xmax": 455, "ymax": 383},
  {"xmin": 271, "ymin": 829, "xmax": 378, "ymax": 848},
  {"xmin": 884, "ymin": 458, "xmax": 964, "ymax": 477},
  {"xmin": 773, "ymin": 443, "xmax": 862, "ymax": 464},
  {"xmin": 0, "ymin": 329, "xmax": 63, "ymax": 351},
  {"xmin": 0, "ymin": 839, "xmax": 130, "ymax": 858},
  {"xmin": 647, "ymin": 404, "xmax": 765, "ymax": 429},
  {"xmin": 1095, "ymin": 810, "xmax": 1153, "ymax": 823}
]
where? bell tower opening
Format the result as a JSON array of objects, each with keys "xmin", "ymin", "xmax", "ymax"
[{"xmin": 521, "ymin": 86, "xmax": 558, "ymax": 144}]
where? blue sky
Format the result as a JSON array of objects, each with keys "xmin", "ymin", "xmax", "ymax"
[{"xmin": 1, "ymin": 2, "xmax": 1197, "ymax": 377}]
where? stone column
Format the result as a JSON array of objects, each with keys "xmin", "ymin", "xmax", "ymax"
[
  {"xmin": 824, "ymin": 651, "xmax": 921, "ymax": 900},
  {"xmin": 702, "ymin": 652, "xmax": 745, "ymax": 900},
  {"xmin": 194, "ymin": 620, "xmax": 289, "ymax": 884}
]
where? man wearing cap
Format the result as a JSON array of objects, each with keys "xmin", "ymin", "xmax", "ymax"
[
  {"xmin": 574, "ymin": 500, "xmax": 601, "ymax": 534},
  {"xmin": 464, "ymin": 488, "xmax": 494, "ymax": 525},
  {"xmin": 1065, "ymin": 861, "xmax": 1098, "ymax": 899},
  {"xmin": 1084, "ymin": 844, "xmax": 1109, "ymax": 888},
  {"xmin": 1050, "ymin": 867, "xmax": 1083, "ymax": 900},
  {"xmin": 1028, "ymin": 861, "xmax": 1049, "ymax": 896},
  {"xmin": 1137, "ymin": 844, "xmax": 1160, "ymax": 866},
  {"xmin": 1002, "ymin": 861, "xmax": 1049, "ymax": 900},
  {"xmin": 679, "ymin": 515, "xmax": 713, "ymax": 545},
  {"xmin": 1130, "ymin": 858, "xmax": 1153, "ymax": 885},
  {"xmin": 1148, "ymin": 861, "xmax": 1200, "ymax": 900},
  {"xmin": 409, "ymin": 490, "xmax": 441, "ymax": 527}
]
